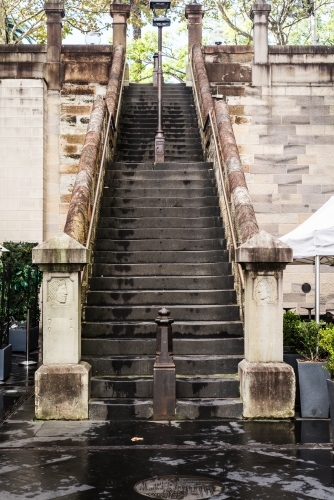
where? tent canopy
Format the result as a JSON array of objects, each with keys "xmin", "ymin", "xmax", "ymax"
[{"xmin": 280, "ymin": 196, "xmax": 334, "ymax": 265}]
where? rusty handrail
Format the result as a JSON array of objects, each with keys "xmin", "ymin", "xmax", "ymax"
[
  {"xmin": 85, "ymin": 57, "xmax": 126, "ymax": 253},
  {"xmin": 189, "ymin": 51, "xmax": 244, "ymax": 290}
]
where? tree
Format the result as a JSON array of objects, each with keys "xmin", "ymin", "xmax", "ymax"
[
  {"xmin": 200, "ymin": 0, "xmax": 334, "ymax": 45},
  {"xmin": 127, "ymin": 28, "xmax": 187, "ymax": 82},
  {"xmin": 0, "ymin": 0, "xmax": 116, "ymax": 44}
]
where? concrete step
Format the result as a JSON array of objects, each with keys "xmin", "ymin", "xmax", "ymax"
[
  {"xmin": 88, "ymin": 275, "xmax": 233, "ymax": 290},
  {"xmin": 82, "ymin": 338, "xmax": 244, "ymax": 356},
  {"xmin": 95, "ymin": 237, "xmax": 225, "ymax": 251},
  {"xmin": 82, "ymin": 320, "xmax": 243, "ymax": 339},
  {"xmin": 98, "ymin": 216, "xmax": 222, "ymax": 229},
  {"xmin": 101, "ymin": 196, "xmax": 220, "ymax": 208},
  {"xmin": 84, "ymin": 304, "xmax": 240, "ymax": 322},
  {"xmin": 92, "ymin": 261, "xmax": 230, "ymax": 276},
  {"xmin": 86, "ymin": 289, "xmax": 236, "ymax": 306},
  {"xmin": 83, "ymin": 354, "xmax": 243, "ymax": 376},
  {"xmin": 96, "ymin": 227, "xmax": 224, "ymax": 240}
]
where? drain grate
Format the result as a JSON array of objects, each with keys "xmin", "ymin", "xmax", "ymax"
[{"xmin": 134, "ymin": 475, "xmax": 224, "ymax": 499}]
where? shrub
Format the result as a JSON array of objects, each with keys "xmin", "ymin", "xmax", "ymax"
[
  {"xmin": 297, "ymin": 320, "xmax": 327, "ymax": 361},
  {"xmin": 283, "ymin": 311, "xmax": 303, "ymax": 352},
  {"xmin": 319, "ymin": 326, "xmax": 334, "ymax": 375},
  {"xmin": 2, "ymin": 242, "xmax": 42, "ymax": 324}
]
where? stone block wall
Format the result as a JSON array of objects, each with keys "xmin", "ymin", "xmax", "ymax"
[
  {"xmin": 59, "ymin": 83, "xmax": 107, "ymax": 230},
  {"xmin": 0, "ymin": 78, "xmax": 46, "ymax": 243},
  {"xmin": 206, "ymin": 46, "xmax": 334, "ymax": 314}
]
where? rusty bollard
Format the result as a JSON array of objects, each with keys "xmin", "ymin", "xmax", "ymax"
[{"xmin": 153, "ymin": 307, "xmax": 176, "ymax": 420}]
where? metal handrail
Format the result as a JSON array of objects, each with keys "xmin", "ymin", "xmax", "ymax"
[
  {"xmin": 85, "ymin": 57, "xmax": 127, "ymax": 253},
  {"xmin": 189, "ymin": 54, "xmax": 244, "ymax": 290}
]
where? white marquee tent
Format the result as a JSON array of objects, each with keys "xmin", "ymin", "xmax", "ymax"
[{"xmin": 280, "ymin": 196, "xmax": 334, "ymax": 322}]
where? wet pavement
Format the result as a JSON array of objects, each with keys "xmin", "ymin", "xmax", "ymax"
[{"xmin": 1, "ymin": 355, "xmax": 334, "ymax": 499}]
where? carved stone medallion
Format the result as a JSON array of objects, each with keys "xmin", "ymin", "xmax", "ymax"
[{"xmin": 253, "ymin": 275, "xmax": 278, "ymax": 305}]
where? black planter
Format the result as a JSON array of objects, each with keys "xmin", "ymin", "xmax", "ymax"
[
  {"xmin": 283, "ymin": 353, "xmax": 301, "ymax": 410},
  {"xmin": 298, "ymin": 360, "xmax": 330, "ymax": 418},
  {"xmin": 8, "ymin": 325, "xmax": 39, "ymax": 352},
  {"xmin": 0, "ymin": 344, "xmax": 12, "ymax": 381},
  {"xmin": 326, "ymin": 379, "xmax": 334, "ymax": 443}
]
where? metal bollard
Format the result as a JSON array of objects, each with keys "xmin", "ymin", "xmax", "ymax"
[
  {"xmin": 153, "ymin": 307, "xmax": 175, "ymax": 420},
  {"xmin": 18, "ymin": 309, "xmax": 37, "ymax": 366}
]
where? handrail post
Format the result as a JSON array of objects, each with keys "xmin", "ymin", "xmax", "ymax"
[
  {"xmin": 236, "ymin": 231, "xmax": 295, "ymax": 418},
  {"xmin": 33, "ymin": 234, "xmax": 91, "ymax": 420},
  {"xmin": 153, "ymin": 307, "xmax": 175, "ymax": 420}
]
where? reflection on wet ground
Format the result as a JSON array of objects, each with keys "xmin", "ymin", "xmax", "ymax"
[
  {"xmin": 0, "ymin": 398, "xmax": 333, "ymax": 500},
  {"xmin": 0, "ymin": 353, "xmax": 334, "ymax": 499}
]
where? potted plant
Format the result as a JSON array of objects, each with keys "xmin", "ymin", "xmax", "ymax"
[
  {"xmin": 283, "ymin": 311, "xmax": 303, "ymax": 410},
  {"xmin": 0, "ymin": 257, "xmax": 12, "ymax": 381},
  {"xmin": 297, "ymin": 320, "xmax": 330, "ymax": 418},
  {"xmin": 318, "ymin": 326, "xmax": 334, "ymax": 433},
  {"xmin": 3, "ymin": 242, "xmax": 41, "ymax": 353}
]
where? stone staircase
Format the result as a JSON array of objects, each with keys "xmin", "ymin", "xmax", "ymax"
[{"xmin": 81, "ymin": 83, "xmax": 244, "ymax": 419}]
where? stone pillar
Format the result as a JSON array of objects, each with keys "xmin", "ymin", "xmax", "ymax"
[
  {"xmin": 251, "ymin": 0, "xmax": 271, "ymax": 64},
  {"xmin": 110, "ymin": 3, "xmax": 131, "ymax": 49},
  {"xmin": 251, "ymin": 1, "xmax": 271, "ymax": 86},
  {"xmin": 33, "ymin": 233, "xmax": 91, "ymax": 420},
  {"xmin": 236, "ymin": 231, "xmax": 295, "ymax": 418},
  {"xmin": 185, "ymin": 3, "xmax": 204, "ymax": 54},
  {"xmin": 44, "ymin": 2, "xmax": 65, "ymax": 90}
]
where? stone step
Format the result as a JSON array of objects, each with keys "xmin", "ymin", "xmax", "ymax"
[
  {"xmin": 92, "ymin": 261, "xmax": 230, "ymax": 276},
  {"xmin": 83, "ymin": 354, "xmax": 243, "ymax": 376},
  {"xmin": 96, "ymin": 227, "xmax": 224, "ymax": 240},
  {"xmin": 82, "ymin": 320, "xmax": 244, "ymax": 339},
  {"xmin": 84, "ymin": 304, "xmax": 240, "ymax": 322},
  {"xmin": 86, "ymin": 289, "xmax": 236, "ymax": 306},
  {"xmin": 89, "ymin": 275, "xmax": 233, "ymax": 290},
  {"xmin": 98, "ymin": 216, "xmax": 222, "ymax": 229},
  {"xmin": 88, "ymin": 397, "xmax": 243, "ymax": 420},
  {"xmin": 176, "ymin": 398, "xmax": 243, "ymax": 420},
  {"xmin": 94, "ymin": 237, "xmax": 225, "ymax": 251},
  {"xmin": 82, "ymin": 338, "xmax": 244, "ymax": 356},
  {"xmin": 101, "ymin": 196, "xmax": 220, "ymax": 208},
  {"xmin": 93, "ymin": 249, "xmax": 228, "ymax": 264},
  {"xmin": 99, "ymin": 207, "xmax": 220, "ymax": 219},
  {"xmin": 116, "ymin": 155, "xmax": 204, "ymax": 162},
  {"xmin": 89, "ymin": 376, "xmax": 240, "ymax": 399},
  {"xmin": 105, "ymin": 170, "xmax": 214, "ymax": 181},
  {"xmin": 89, "ymin": 399, "xmax": 153, "ymax": 420},
  {"xmin": 103, "ymin": 179, "xmax": 215, "ymax": 189}
]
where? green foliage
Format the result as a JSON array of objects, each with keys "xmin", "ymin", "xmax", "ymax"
[
  {"xmin": 283, "ymin": 311, "xmax": 303, "ymax": 351},
  {"xmin": 127, "ymin": 28, "xmax": 187, "ymax": 83},
  {"xmin": 319, "ymin": 326, "xmax": 334, "ymax": 374},
  {"xmin": 297, "ymin": 320, "xmax": 327, "ymax": 361},
  {"xmin": 2, "ymin": 242, "xmax": 42, "ymax": 324}
]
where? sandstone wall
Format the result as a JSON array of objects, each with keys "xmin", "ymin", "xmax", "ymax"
[{"xmin": 205, "ymin": 45, "xmax": 334, "ymax": 314}]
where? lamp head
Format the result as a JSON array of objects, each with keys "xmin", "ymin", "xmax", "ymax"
[{"xmin": 153, "ymin": 16, "xmax": 171, "ymax": 27}]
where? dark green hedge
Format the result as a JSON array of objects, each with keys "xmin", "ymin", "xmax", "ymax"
[{"xmin": 1, "ymin": 242, "xmax": 42, "ymax": 324}]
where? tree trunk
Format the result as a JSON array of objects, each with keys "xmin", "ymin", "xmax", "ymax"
[{"xmin": 0, "ymin": 10, "xmax": 7, "ymax": 44}]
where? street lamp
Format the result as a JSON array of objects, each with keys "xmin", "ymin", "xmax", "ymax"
[{"xmin": 150, "ymin": 1, "xmax": 171, "ymax": 162}]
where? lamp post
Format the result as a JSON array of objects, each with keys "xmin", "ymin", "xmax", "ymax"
[{"xmin": 150, "ymin": 1, "xmax": 171, "ymax": 163}]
